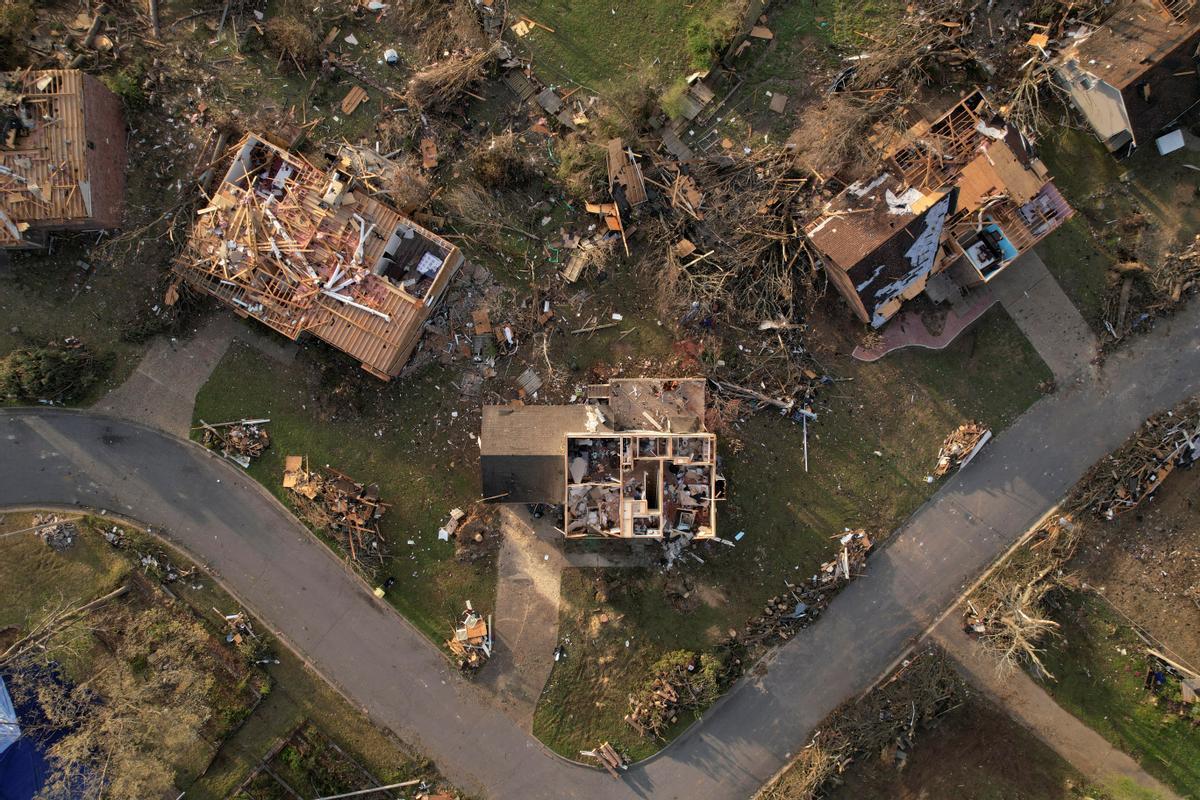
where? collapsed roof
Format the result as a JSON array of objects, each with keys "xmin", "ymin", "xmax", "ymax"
[
  {"xmin": 0, "ymin": 69, "xmax": 127, "ymax": 248},
  {"xmin": 807, "ymin": 90, "xmax": 1072, "ymax": 325},
  {"xmin": 174, "ymin": 134, "xmax": 463, "ymax": 379}
]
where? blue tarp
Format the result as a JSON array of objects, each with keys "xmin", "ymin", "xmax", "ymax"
[
  {"xmin": 0, "ymin": 677, "xmax": 17, "ymax": 754},
  {"xmin": 0, "ymin": 675, "xmax": 51, "ymax": 800}
]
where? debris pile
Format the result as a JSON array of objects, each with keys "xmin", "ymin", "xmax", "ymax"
[
  {"xmin": 100, "ymin": 523, "xmax": 199, "ymax": 584},
  {"xmin": 934, "ymin": 422, "xmax": 991, "ymax": 476},
  {"xmin": 739, "ymin": 531, "xmax": 873, "ymax": 647},
  {"xmin": 173, "ymin": 133, "xmax": 463, "ymax": 381},
  {"xmin": 282, "ymin": 456, "xmax": 390, "ymax": 572},
  {"xmin": 33, "ymin": 513, "xmax": 78, "ymax": 551},
  {"xmin": 710, "ymin": 330, "xmax": 826, "ymax": 426},
  {"xmin": 579, "ymin": 742, "xmax": 629, "ymax": 779},
  {"xmin": 216, "ymin": 608, "xmax": 260, "ymax": 647},
  {"xmin": 649, "ymin": 147, "xmax": 822, "ymax": 324},
  {"xmin": 406, "ymin": 44, "xmax": 499, "ymax": 112},
  {"xmin": 965, "ymin": 513, "xmax": 1080, "ymax": 676},
  {"xmin": 445, "ymin": 602, "xmax": 492, "ymax": 671},
  {"xmin": 1105, "ymin": 237, "xmax": 1200, "ymax": 339},
  {"xmin": 625, "ymin": 650, "xmax": 723, "ymax": 738},
  {"xmin": 757, "ymin": 646, "xmax": 968, "ymax": 799},
  {"xmin": 445, "ymin": 506, "xmax": 500, "ymax": 563},
  {"xmin": 1076, "ymin": 403, "xmax": 1200, "ymax": 520},
  {"xmin": 195, "ymin": 418, "xmax": 270, "ymax": 468},
  {"xmin": 969, "ymin": 398, "xmax": 1200, "ymax": 676}
]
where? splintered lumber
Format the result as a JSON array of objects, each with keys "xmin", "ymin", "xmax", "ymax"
[
  {"xmin": 737, "ymin": 530, "xmax": 874, "ymax": 648},
  {"xmin": 1073, "ymin": 399, "xmax": 1200, "ymax": 519},
  {"xmin": 195, "ymin": 419, "xmax": 270, "ymax": 466},
  {"xmin": 934, "ymin": 423, "xmax": 990, "ymax": 475},
  {"xmin": 580, "ymin": 742, "xmax": 628, "ymax": 778},
  {"xmin": 281, "ymin": 457, "xmax": 390, "ymax": 572},
  {"xmin": 446, "ymin": 605, "xmax": 492, "ymax": 671}
]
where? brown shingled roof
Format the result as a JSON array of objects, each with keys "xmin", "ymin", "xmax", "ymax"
[{"xmin": 1068, "ymin": 0, "xmax": 1200, "ymax": 90}]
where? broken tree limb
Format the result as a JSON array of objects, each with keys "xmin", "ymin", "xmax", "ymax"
[{"xmin": 571, "ymin": 321, "xmax": 618, "ymax": 335}]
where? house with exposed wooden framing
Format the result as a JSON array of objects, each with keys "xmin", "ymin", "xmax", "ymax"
[
  {"xmin": 1052, "ymin": 0, "xmax": 1200, "ymax": 156},
  {"xmin": 806, "ymin": 90, "xmax": 1073, "ymax": 327},
  {"xmin": 173, "ymin": 133, "xmax": 463, "ymax": 379},
  {"xmin": 480, "ymin": 378, "xmax": 725, "ymax": 541},
  {"xmin": 0, "ymin": 69, "xmax": 127, "ymax": 248}
]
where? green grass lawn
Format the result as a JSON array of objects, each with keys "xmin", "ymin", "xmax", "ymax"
[
  {"xmin": 0, "ymin": 512, "xmax": 130, "ymax": 629},
  {"xmin": 1036, "ymin": 126, "xmax": 1200, "ymax": 334},
  {"xmin": 191, "ymin": 341, "xmax": 493, "ymax": 644},
  {"xmin": 1040, "ymin": 589, "xmax": 1200, "ymax": 798},
  {"xmin": 0, "ymin": 239, "xmax": 162, "ymax": 405},
  {"xmin": 510, "ymin": 0, "xmax": 738, "ymax": 91},
  {"xmin": 534, "ymin": 306, "xmax": 1053, "ymax": 759}
]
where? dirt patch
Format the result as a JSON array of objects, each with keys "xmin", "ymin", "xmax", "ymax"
[
  {"xmin": 828, "ymin": 696, "xmax": 1092, "ymax": 800},
  {"xmin": 695, "ymin": 581, "xmax": 727, "ymax": 608},
  {"xmin": 1069, "ymin": 466, "xmax": 1200, "ymax": 667}
]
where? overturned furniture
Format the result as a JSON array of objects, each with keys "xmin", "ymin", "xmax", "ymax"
[
  {"xmin": 807, "ymin": 90, "xmax": 1073, "ymax": 327},
  {"xmin": 1052, "ymin": 0, "xmax": 1200, "ymax": 156},
  {"xmin": 0, "ymin": 69, "xmax": 127, "ymax": 248},
  {"xmin": 480, "ymin": 378, "xmax": 726, "ymax": 541},
  {"xmin": 173, "ymin": 134, "xmax": 463, "ymax": 379}
]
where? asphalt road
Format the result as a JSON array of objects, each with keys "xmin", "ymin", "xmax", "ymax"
[{"xmin": 2, "ymin": 299, "xmax": 1198, "ymax": 799}]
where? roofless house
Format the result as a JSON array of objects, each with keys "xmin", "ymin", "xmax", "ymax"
[{"xmin": 174, "ymin": 134, "xmax": 462, "ymax": 379}]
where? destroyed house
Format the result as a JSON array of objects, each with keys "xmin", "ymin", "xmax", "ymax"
[
  {"xmin": 1053, "ymin": 0, "xmax": 1200, "ymax": 155},
  {"xmin": 480, "ymin": 378, "xmax": 724, "ymax": 540},
  {"xmin": 174, "ymin": 134, "xmax": 463, "ymax": 379},
  {"xmin": 1, "ymin": 69, "xmax": 127, "ymax": 248},
  {"xmin": 806, "ymin": 91, "xmax": 1073, "ymax": 327}
]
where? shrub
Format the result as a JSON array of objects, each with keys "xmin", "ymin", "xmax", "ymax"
[
  {"xmin": 685, "ymin": 6, "xmax": 741, "ymax": 71},
  {"xmin": 0, "ymin": 0, "xmax": 34, "ymax": 69},
  {"xmin": 661, "ymin": 79, "xmax": 691, "ymax": 122},
  {"xmin": 100, "ymin": 65, "xmax": 147, "ymax": 109},
  {"xmin": 265, "ymin": 15, "xmax": 320, "ymax": 66},
  {"xmin": 471, "ymin": 132, "xmax": 540, "ymax": 190},
  {"xmin": 0, "ymin": 344, "xmax": 112, "ymax": 404}
]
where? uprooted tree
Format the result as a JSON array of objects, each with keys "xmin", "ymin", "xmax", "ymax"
[
  {"xmin": 0, "ymin": 343, "xmax": 111, "ymax": 403},
  {"xmin": 967, "ymin": 397, "xmax": 1200, "ymax": 677},
  {"xmin": 625, "ymin": 650, "xmax": 725, "ymax": 738},
  {"xmin": 757, "ymin": 646, "xmax": 968, "ymax": 799},
  {"xmin": 406, "ymin": 44, "xmax": 499, "ymax": 113}
]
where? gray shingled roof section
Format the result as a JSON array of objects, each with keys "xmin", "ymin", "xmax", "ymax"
[
  {"xmin": 845, "ymin": 187, "xmax": 959, "ymax": 327},
  {"xmin": 480, "ymin": 454, "xmax": 564, "ymax": 503},
  {"xmin": 480, "ymin": 405, "xmax": 604, "ymax": 456}
]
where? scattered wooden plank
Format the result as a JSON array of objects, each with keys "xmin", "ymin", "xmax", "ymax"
[{"xmin": 339, "ymin": 85, "xmax": 368, "ymax": 115}]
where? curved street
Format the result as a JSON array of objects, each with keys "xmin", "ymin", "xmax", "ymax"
[{"xmin": 2, "ymin": 299, "xmax": 1198, "ymax": 799}]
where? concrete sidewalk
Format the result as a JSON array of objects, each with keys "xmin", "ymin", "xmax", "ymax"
[
  {"xmin": 481, "ymin": 506, "xmax": 652, "ymax": 730},
  {"xmin": 990, "ymin": 252, "xmax": 1099, "ymax": 383},
  {"xmin": 93, "ymin": 314, "xmax": 296, "ymax": 438},
  {"xmin": 934, "ymin": 617, "xmax": 1179, "ymax": 800}
]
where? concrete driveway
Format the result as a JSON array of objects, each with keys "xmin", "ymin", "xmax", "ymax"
[{"xmin": 2, "ymin": 297, "xmax": 1198, "ymax": 799}]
